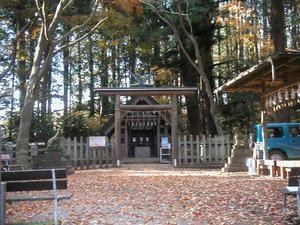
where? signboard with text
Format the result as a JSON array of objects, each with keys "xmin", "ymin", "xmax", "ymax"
[
  {"xmin": 89, "ymin": 136, "xmax": 106, "ymax": 147},
  {"xmin": 161, "ymin": 137, "xmax": 169, "ymax": 148}
]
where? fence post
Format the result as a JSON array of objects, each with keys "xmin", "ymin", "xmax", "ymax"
[
  {"xmin": 190, "ymin": 135, "xmax": 194, "ymax": 166},
  {"xmin": 196, "ymin": 135, "xmax": 200, "ymax": 164},
  {"xmin": 227, "ymin": 134, "xmax": 231, "ymax": 157},
  {"xmin": 208, "ymin": 135, "xmax": 212, "ymax": 162},
  {"xmin": 99, "ymin": 147, "xmax": 103, "ymax": 168},
  {"xmin": 111, "ymin": 137, "xmax": 115, "ymax": 167},
  {"xmin": 92, "ymin": 148, "xmax": 96, "ymax": 169},
  {"xmin": 66, "ymin": 137, "xmax": 71, "ymax": 166},
  {"xmin": 80, "ymin": 137, "xmax": 84, "ymax": 170},
  {"xmin": 221, "ymin": 135, "xmax": 225, "ymax": 162},
  {"xmin": 183, "ymin": 135, "xmax": 187, "ymax": 165},
  {"xmin": 202, "ymin": 136, "xmax": 207, "ymax": 163},
  {"xmin": 105, "ymin": 139, "xmax": 109, "ymax": 168},
  {"xmin": 178, "ymin": 136, "xmax": 181, "ymax": 166},
  {"xmin": 86, "ymin": 137, "xmax": 90, "ymax": 170},
  {"xmin": 74, "ymin": 137, "xmax": 78, "ymax": 170}
]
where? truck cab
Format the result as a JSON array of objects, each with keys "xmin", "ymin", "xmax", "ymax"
[{"xmin": 250, "ymin": 123, "xmax": 300, "ymax": 160}]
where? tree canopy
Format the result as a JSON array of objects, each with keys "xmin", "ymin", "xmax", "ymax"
[{"xmin": 0, "ymin": 0, "xmax": 299, "ymax": 150}]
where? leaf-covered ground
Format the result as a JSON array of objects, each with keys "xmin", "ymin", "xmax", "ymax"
[{"xmin": 6, "ymin": 164, "xmax": 296, "ymax": 224}]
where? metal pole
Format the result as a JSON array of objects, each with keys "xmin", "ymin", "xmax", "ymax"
[
  {"xmin": 0, "ymin": 182, "xmax": 6, "ymax": 225},
  {"xmin": 52, "ymin": 169, "xmax": 58, "ymax": 225}
]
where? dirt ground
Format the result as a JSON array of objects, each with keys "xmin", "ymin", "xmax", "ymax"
[{"xmin": 5, "ymin": 164, "xmax": 296, "ymax": 225}]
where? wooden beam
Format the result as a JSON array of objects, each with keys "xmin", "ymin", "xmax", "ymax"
[
  {"xmin": 120, "ymin": 105, "xmax": 173, "ymax": 111},
  {"xmin": 95, "ymin": 87, "xmax": 197, "ymax": 96}
]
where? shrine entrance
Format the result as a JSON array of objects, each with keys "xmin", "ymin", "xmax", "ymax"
[
  {"xmin": 96, "ymin": 71, "xmax": 197, "ymax": 166},
  {"xmin": 129, "ymin": 129, "xmax": 155, "ymax": 158},
  {"xmin": 95, "ymin": 88, "xmax": 197, "ymax": 166}
]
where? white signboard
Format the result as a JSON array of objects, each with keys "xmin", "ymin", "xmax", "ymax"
[
  {"xmin": 161, "ymin": 137, "xmax": 169, "ymax": 148},
  {"xmin": 89, "ymin": 136, "xmax": 106, "ymax": 147}
]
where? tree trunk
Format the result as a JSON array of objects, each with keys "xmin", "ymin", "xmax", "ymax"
[
  {"xmin": 270, "ymin": 0, "xmax": 286, "ymax": 53},
  {"xmin": 16, "ymin": 27, "xmax": 52, "ymax": 168},
  {"xmin": 88, "ymin": 35, "xmax": 95, "ymax": 117},
  {"xmin": 291, "ymin": 0, "xmax": 299, "ymax": 49},
  {"xmin": 77, "ymin": 39, "xmax": 83, "ymax": 109},
  {"xmin": 200, "ymin": 44, "xmax": 218, "ymax": 136},
  {"xmin": 16, "ymin": 14, "xmax": 27, "ymax": 109},
  {"xmin": 180, "ymin": 52, "xmax": 201, "ymax": 135},
  {"xmin": 63, "ymin": 25, "xmax": 70, "ymax": 116}
]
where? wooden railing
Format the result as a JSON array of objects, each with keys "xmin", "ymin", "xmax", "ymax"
[{"xmin": 178, "ymin": 135, "xmax": 232, "ymax": 166}]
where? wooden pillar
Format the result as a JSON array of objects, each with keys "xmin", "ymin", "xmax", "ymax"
[
  {"xmin": 125, "ymin": 119, "xmax": 128, "ymax": 158},
  {"xmin": 261, "ymin": 97, "xmax": 268, "ymax": 160},
  {"xmin": 157, "ymin": 118, "xmax": 161, "ymax": 158},
  {"xmin": 171, "ymin": 94, "xmax": 178, "ymax": 166},
  {"xmin": 115, "ymin": 95, "xmax": 121, "ymax": 166}
]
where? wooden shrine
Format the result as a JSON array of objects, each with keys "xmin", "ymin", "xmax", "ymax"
[
  {"xmin": 95, "ymin": 86, "xmax": 197, "ymax": 166},
  {"xmin": 216, "ymin": 50, "xmax": 300, "ymax": 159}
]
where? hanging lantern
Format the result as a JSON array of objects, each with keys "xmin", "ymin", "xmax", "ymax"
[
  {"xmin": 277, "ymin": 91, "xmax": 283, "ymax": 103},
  {"xmin": 285, "ymin": 88, "xmax": 289, "ymax": 100},
  {"xmin": 291, "ymin": 87, "xmax": 296, "ymax": 99},
  {"xmin": 265, "ymin": 98, "xmax": 269, "ymax": 108},
  {"xmin": 272, "ymin": 94, "xmax": 277, "ymax": 105},
  {"xmin": 268, "ymin": 96, "xmax": 273, "ymax": 107}
]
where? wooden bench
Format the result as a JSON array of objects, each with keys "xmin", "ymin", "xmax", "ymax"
[
  {"xmin": 0, "ymin": 168, "xmax": 72, "ymax": 225},
  {"xmin": 279, "ymin": 168, "xmax": 300, "ymax": 224}
]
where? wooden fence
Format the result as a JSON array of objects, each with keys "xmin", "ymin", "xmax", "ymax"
[
  {"xmin": 3, "ymin": 135, "xmax": 232, "ymax": 169},
  {"xmin": 178, "ymin": 135, "xmax": 232, "ymax": 167},
  {"xmin": 62, "ymin": 137, "xmax": 115, "ymax": 170}
]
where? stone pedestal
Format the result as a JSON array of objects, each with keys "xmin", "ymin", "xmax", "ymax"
[{"xmin": 222, "ymin": 146, "xmax": 251, "ymax": 172}]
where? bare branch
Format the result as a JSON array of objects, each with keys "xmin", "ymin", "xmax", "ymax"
[
  {"xmin": 54, "ymin": 0, "xmax": 100, "ymax": 46},
  {"xmin": 49, "ymin": 0, "xmax": 74, "ymax": 33},
  {"xmin": 35, "ymin": 0, "xmax": 43, "ymax": 16},
  {"xmin": 42, "ymin": 1, "xmax": 50, "ymax": 41},
  {"xmin": 63, "ymin": 0, "xmax": 75, "ymax": 11},
  {"xmin": 0, "ymin": 17, "xmax": 37, "ymax": 80},
  {"xmin": 54, "ymin": 17, "xmax": 108, "ymax": 54}
]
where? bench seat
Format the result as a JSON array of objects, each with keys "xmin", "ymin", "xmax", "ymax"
[
  {"xmin": 6, "ymin": 193, "xmax": 72, "ymax": 202},
  {"xmin": 1, "ymin": 168, "xmax": 72, "ymax": 225}
]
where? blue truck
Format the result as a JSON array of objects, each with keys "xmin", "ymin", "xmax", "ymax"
[{"xmin": 250, "ymin": 123, "xmax": 300, "ymax": 160}]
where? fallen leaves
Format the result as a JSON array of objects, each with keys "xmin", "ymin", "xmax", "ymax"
[{"xmin": 6, "ymin": 164, "xmax": 293, "ymax": 224}]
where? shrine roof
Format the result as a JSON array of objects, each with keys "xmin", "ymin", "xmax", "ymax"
[{"xmin": 215, "ymin": 50, "xmax": 300, "ymax": 96}]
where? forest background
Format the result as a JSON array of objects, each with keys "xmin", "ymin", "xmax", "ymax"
[{"xmin": 0, "ymin": 0, "xmax": 299, "ymax": 146}]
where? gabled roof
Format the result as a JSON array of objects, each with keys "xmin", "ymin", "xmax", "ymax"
[
  {"xmin": 99, "ymin": 96, "xmax": 171, "ymax": 136},
  {"xmin": 215, "ymin": 50, "xmax": 300, "ymax": 96}
]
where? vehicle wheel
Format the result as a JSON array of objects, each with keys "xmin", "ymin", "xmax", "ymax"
[{"xmin": 269, "ymin": 151, "xmax": 286, "ymax": 160}]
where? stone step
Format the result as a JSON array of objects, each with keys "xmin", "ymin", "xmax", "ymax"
[
  {"xmin": 222, "ymin": 167, "xmax": 248, "ymax": 172},
  {"xmin": 178, "ymin": 163, "xmax": 225, "ymax": 169},
  {"xmin": 123, "ymin": 157, "xmax": 161, "ymax": 164}
]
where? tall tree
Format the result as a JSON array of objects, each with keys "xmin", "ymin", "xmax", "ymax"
[
  {"xmin": 15, "ymin": 0, "xmax": 107, "ymax": 168},
  {"xmin": 140, "ymin": 0, "xmax": 222, "ymax": 135}
]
